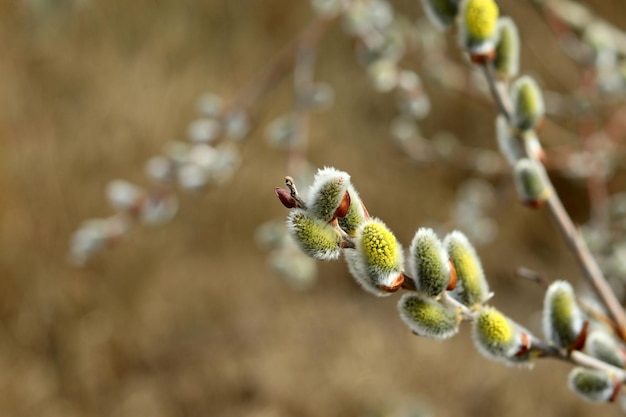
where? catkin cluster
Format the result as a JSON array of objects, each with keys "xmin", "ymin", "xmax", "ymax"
[
  {"xmin": 277, "ymin": 168, "xmax": 521, "ymax": 361},
  {"xmin": 423, "ymin": 0, "xmax": 552, "ymax": 207},
  {"xmin": 277, "ymin": 166, "xmax": 626, "ymax": 404}
]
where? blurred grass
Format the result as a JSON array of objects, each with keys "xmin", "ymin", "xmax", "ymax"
[{"xmin": 0, "ymin": 0, "xmax": 624, "ymax": 416}]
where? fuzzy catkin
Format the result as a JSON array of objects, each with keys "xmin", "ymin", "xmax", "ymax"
[
  {"xmin": 444, "ymin": 231, "xmax": 489, "ymax": 307},
  {"xmin": 472, "ymin": 307, "xmax": 530, "ymax": 365},
  {"xmin": 494, "ymin": 17, "xmax": 520, "ymax": 79},
  {"xmin": 287, "ymin": 209, "xmax": 342, "ymax": 261},
  {"xmin": 398, "ymin": 293, "xmax": 460, "ymax": 339},
  {"xmin": 568, "ymin": 368, "xmax": 616, "ymax": 403},
  {"xmin": 346, "ymin": 218, "xmax": 404, "ymax": 296},
  {"xmin": 307, "ymin": 167, "xmax": 351, "ymax": 222},
  {"xmin": 338, "ymin": 184, "xmax": 366, "ymax": 237},
  {"xmin": 543, "ymin": 281, "xmax": 584, "ymax": 349},
  {"xmin": 511, "ymin": 76, "xmax": 544, "ymax": 132},
  {"xmin": 460, "ymin": 0, "xmax": 499, "ymax": 53},
  {"xmin": 410, "ymin": 228, "xmax": 451, "ymax": 297}
]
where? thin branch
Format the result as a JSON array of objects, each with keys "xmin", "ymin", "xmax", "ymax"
[
  {"xmin": 229, "ymin": 16, "xmax": 336, "ymax": 113},
  {"xmin": 285, "ymin": 176, "xmax": 308, "ymax": 209},
  {"xmin": 480, "ymin": 59, "xmax": 626, "ymax": 341},
  {"xmin": 552, "ymin": 349, "xmax": 626, "ymax": 382},
  {"xmin": 404, "ymin": 275, "xmax": 626, "ymax": 380},
  {"xmin": 440, "ymin": 291, "xmax": 476, "ymax": 321},
  {"xmin": 570, "ymin": 350, "xmax": 626, "ymax": 382},
  {"xmin": 483, "ymin": 62, "xmax": 512, "ymax": 122},
  {"xmin": 516, "ymin": 267, "xmax": 550, "ymax": 288},
  {"xmin": 526, "ymin": 334, "xmax": 626, "ymax": 381},
  {"xmin": 544, "ymin": 193, "xmax": 626, "ymax": 338}
]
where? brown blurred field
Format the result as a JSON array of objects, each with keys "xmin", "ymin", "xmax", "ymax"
[{"xmin": 1, "ymin": 1, "xmax": 625, "ymax": 416}]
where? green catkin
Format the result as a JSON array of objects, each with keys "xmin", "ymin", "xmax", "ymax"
[
  {"xmin": 510, "ymin": 75, "xmax": 545, "ymax": 132},
  {"xmin": 346, "ymin": 218, "xmax": 404, "ymax": 297},
  {"xmin": 513, "ymin": 158, "xmax": 551, "ymax": 207},
  {"xmin": 410, "ymin": 228, "xmax": 451, "ymax": 297},
  {"xmin": 472, "ymin": 307, "xmax": 531, "ymax": 365},
  {"xmin": 287, "ymin": 209, "xmax": 342, "ymax": 261},
  {"xmin": 568, "ymin": 367, "xmax": 617, "ymax": 403},
  {"xmin": 543, "ymin": 280, "xmax": 585, "ymax": 349},
  {"xmin": 398, "ymin": 293, "xmax": 460, "ymax": 339},
  {"xmin": 444, "ymin": 231, "xmax": 489, "ymax": 307},
  {"xmin": 494, "ymin": 17, "xmax": 520, "ymax": 79},
  {"xmin": 585, "ymin": 330, "xmax": 625, "ymax": 369},
  {"xmin": 307, "ymin": 167, "xmax": 350, "ymax": 222}
]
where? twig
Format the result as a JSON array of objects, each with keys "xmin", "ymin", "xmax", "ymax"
[
  {"xmin": 483, "ymin": 62, "xmax": 512, "ymax": 122},
  {"xmin": 547, "ymin": 348, "xmax": 626, "ymax": 382},
  {"xmin": 404, "ymin": 271, "xmax": 626, "ymax": 379},
  {"xmin": 545, "ymin": 193, "xmax": 626, "ymax": 338},
  {"xmin": 440, "ymin": 291, "xmax": 476, "ymax": 321},
  {"xmin": 284, "ymin": 176, "xmax": 308, "ymax": 209},
  {"xmin": 229, "ymin": 16, "xmax": 336, "ymax": 113},
  {"xmin": 516, "ymin": 266, "xmax": 550, "ymax": 288},
  {"xmin": 480, "ymin": 59, "xmax": 626, "ymax": 341},
  {"xmin": 526, "ymin": 334, "xmax": 626, "ymax": 382}
]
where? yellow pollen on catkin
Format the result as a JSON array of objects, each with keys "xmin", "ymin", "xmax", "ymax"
[
  {"xmin": 362, "ymin": 222, "xmax": 397, "ymax": 269},
  {"xmin": 464, "ymin": 0, "xmax": 499, "ymax": 40},
  {"xmin": 479, "ymin": 308, "xmax": 513, "ymax": 343}
]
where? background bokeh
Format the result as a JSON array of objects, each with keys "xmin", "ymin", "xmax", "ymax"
[{"xmin": 1, "ymin": 0, "xmax": 625, "ymax": 416}]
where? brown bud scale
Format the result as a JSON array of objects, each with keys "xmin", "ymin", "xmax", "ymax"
[
  {"xmin": 569, "ymin": 320, "xmax": 589, "ymax": 352},
  {"xmin": 275, "ymin": 187, "xmax": 297, "ymax": 208},
  {"xmin": 333, "ymin": 190, "xmax": 351, "ymax": 219},
  {"xmin": 470, "ymin": 49, "xmax": 496, "ymax": 65},
  {"xmin": 514, "ymin": 332, "xmax": 531, "ymax": 358},
  {"xmin": 378, "ymin": 273, "xmax": 404, "ymax": 293},
  {"xmin": 447, "ymin": 259, "xmax": 457, "ymax": 291}
]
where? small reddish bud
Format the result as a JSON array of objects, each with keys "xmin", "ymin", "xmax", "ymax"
[
  {"xmin": 513, "ymin": 332, "xmax": 531, "ymax": 358},
  {"xmin": 401, "ymin": 272, "xmax": 418, "ymax": 291},
  {"xmin": 470, "ymin": 49, "xmax": 496, "ymax": 64},
  {"xmin": 523, "ymin": 199, "xmax": 546, "ymax": 209},
  {"xmin": 610, "ymin": 380, "xmax": 622, "ymax": 403},
  {"xmin": 275, "ymin": 187, "xmax": 297, "ymax": 208},
  {"xmin": 378, "ymin": 273, "xmax": 405, "ymax": 293},
  {"xmin": 570, "ymin": 321, "xmax": 589, "ymax": 352},
  {"xmin": 333, "ymin": 190, "xmax": 351, "ymax": 219},
  {"xmin": 447, "ymin": 260, "xmax": 458, "ymax": 291}
]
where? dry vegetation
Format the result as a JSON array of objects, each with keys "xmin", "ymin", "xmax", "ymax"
[{"xmin": 0, "ymin": 0, "xmax": 624, "ymax": 416}]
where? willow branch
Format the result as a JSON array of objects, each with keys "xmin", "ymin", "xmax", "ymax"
[
  {"xmin": 483, "ymin": 63, "xmax": 512, "ymax": 122},
  {"xmin": 481, "ymin": 60, "xmax": 626, "ymax": 341},
  {"xmin": 536, "ymin": 344, "xmax": 626, "ymax": 383},
  {"xmin": 403, "ymin": 275, "xmax": 626, "ymax": 380}
]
